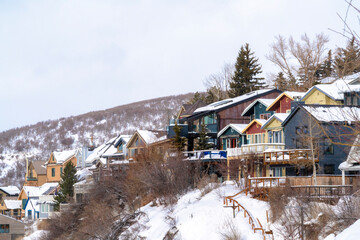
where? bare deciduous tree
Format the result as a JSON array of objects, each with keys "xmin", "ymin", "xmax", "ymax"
[
  {"xmin": 267, "ymin": 33, "xmax": 329, "ymax": 90},
  {"xmin": 203, "ymin": 63, "xmax": 234, "ymax": 102}
]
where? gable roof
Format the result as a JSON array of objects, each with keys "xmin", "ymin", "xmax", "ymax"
[
  {"xmin": 217, "ymin": 124, "xmax": 248, "ymax": 137},
  {"xmin": 282, "ymin": 104, "xmax": 360, "ymax": 126},
  {"xmin": 21, "ymin": 182, "xmax": 59, "ymax": 198},
  {"xmin": 85, "ymin": 136, "xmax": 119, "ymax": 164},
  {"xmin": 0, "ymin": 186, "xmax": 20, "ymax": 196},
  {"xmin": 179, "ymin": 100, "xmax": 206, "ymax": 118},
  {"xmin": 127, "ymin": 130, "xmax": 167, "ymax": 148},
  {"xmin": 266, "ymin": 91, "xmax": 305, "ymax": 111},
  {"xmin": 193, "ymin": 89, "xmax": 281, "ymax": 114},
  {"xmin": 4, "ymin": 200, "xmax": 22, "ymax": 209},
  {"xmin": 241, "ymin": 119, "xmax": 267, "ymax": 133},
  {"xmin": 32, "ymin": 160, "xmax": 47, "ymax": 175},
  {"xmin": 261, "ymin": 113, "xmax": 290, "ymax": 129},
  {"xmin": 301, "ymin": 76, "xmax": 360, "ymax": 102},
  {"xmin": 51, "ymin": 149, "xmax": 79, "ymax": 164},
  {"xmin": 241, "ymin": 99, "xmax": 275, "ymax": 116}
]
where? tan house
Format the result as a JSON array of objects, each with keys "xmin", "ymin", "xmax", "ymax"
[
  {"xmin": 0, "ymin": 200, "xmax": 22, "ymax": 220},
  {"xmin": 126, "ymin": 130, "xmax": 167, "ymax": 161},
  {"xmin": 46, "ymin": 149, "xmax": 80, "ymax": 182},
  {"xmin": 0, "ymin": 214, "xmax": 25, "ymax": 240},
  {"xmin": 24, "ymin": 160, "xmax": 47, "ymax": 186}
]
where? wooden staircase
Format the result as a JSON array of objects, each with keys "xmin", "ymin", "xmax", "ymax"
[{"xmin": 224, "ymin": 189, "xmax": 274, "ymax": 240}]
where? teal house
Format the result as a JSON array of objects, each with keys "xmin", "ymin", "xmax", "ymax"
[
  {"xmin": 217, "ymin": 124, "xmax": 248, "ymax": 150},
  {"xmin": 241, "ymin": 99, "xmax": 275, "ymax": 121}
]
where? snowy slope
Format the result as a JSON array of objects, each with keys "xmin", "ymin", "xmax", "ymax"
[
  {"xmin": 120, "ymin": 183, "xmax": 271, "ymax": 240},
  {"xmin": 324, "ymin": 219, "xmax": 360, "ymax": 240},
  {"xmin": 0, "ymin": 93, "xmax": 193, "ymax": 158}
]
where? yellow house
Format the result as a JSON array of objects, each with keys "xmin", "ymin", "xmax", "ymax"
[
  {"xmin": 24, "ymin": 160, "xmax": 47, "ymax": 186},
  {"xmin": 300, "ymin": 77, "xmax": 360, "ymax": 105},
  {"xmin": 261, "ymin": 113, "xmax": 290, "ymax": 177},
  {"xmin": 46, "ymin": 149, "xmax": 79, "ymax": 183}
]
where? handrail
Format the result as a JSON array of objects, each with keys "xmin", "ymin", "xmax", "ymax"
[{"xmin": 224, "ymin": 190, "xmax": 273, "ymax": 240}]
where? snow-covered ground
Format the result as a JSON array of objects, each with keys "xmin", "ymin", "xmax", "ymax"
[
  {"xmin": 120, "ymin": 182, "xmax": 271, "ymax": 240},
  {"xmin": 324, "ymin": 219, "xmax": 360, "ymax": 240}
]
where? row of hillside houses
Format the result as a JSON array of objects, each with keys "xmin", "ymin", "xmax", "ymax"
[{"xmin": 1, "ymin": 73, "xmax": 360, "ymax": 226}]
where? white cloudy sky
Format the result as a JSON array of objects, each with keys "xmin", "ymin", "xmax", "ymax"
[{"xmin": 0, "ymin": 0, "xmax": 356, "ymax": 131}]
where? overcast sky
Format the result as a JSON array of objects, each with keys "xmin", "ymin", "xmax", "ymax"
[{"xmin": 0, "ymin": 0, "xmax": 356, "ymax": 132}]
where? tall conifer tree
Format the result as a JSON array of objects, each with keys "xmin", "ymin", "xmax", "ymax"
[
  {"xmin": 54, "ymin": 161, "xmax": 78, "ymax": 210},
  {"xmin": 228, "ymin": 43, "xmax": 265, "ymax": 97}
]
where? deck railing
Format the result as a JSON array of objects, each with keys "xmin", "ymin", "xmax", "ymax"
[
  {"xmin": 183, "ymin": 150, "xmax": 227, "ymax": 160},
  {"xmin": 224, "ymin": 188, "xmax": 273, "ymax": 240},
  {"xmin": 263, "ymin": 149, "xmax": 317, "ymax": 165},
  {"xmin": 227, "ymin": 143, "xmax": 285, "ymax": 158}
]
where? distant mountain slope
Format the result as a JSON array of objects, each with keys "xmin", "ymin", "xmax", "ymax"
[{"xmin": 0, "ymin": 93, "xmax": 194, "ymax": 158}]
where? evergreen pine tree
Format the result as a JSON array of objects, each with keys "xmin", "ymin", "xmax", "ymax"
[
  {"xmin": 188, "ymin": 91, "xmax": 205, "ymax": 104},
  {"xmin": 54, "ymin": 161, "xmax": 78, "ymax": 210},
  {"xmin": 196, "ymin": 121, "xmax": 209, "ymax": 150},
  {"xmin": 228, "ymin": 43, "xmax": 265, "ymax": 97},
  {"xmin": 334, "ymin": 37, "xmax": 360, "ymax": 77},
  {"xmin": 316, "ymin": 50, "xmax": 333, "ymax": 79},
  {"xmin": 172, "ymin": 122, "xmax": 187, "ymax": 152},
  {"xmin": 274, "ymin": 72, "xmax": 288, "ymax": 91}
]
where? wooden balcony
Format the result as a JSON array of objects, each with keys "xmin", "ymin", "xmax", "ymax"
[
  {"xmin": 227, "ymin": 143, "xmax": 285, "ymax": 160},
  {"xmin": 263, "ymin": 149, "xmax": 318, "ymax": 165}
]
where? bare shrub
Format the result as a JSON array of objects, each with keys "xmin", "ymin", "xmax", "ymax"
[
  {"xmin": 219, "ymin": 218, "xmax": 242, "ymax": 240},
  {"xmin": 268, "ymin": 185, "xmax": 294, "ymax": 222}
]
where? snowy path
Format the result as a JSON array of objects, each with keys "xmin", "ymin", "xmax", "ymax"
[{"xmin": 120, "ymin": 183, "xmax": 269, "ymax": 240}]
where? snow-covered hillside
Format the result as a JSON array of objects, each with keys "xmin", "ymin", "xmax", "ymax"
[
  {"xmin": 0, "ymin": 93, "xmax": 193, "ymax": 158},
  {"xmin": 120, "ymin": 183, "xmax": 271, "ymax": 240}
]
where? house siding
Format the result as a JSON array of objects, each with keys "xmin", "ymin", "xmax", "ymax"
[{"xmin": 283, "ymin": 108, "xmax": 352, "ymax": 175}]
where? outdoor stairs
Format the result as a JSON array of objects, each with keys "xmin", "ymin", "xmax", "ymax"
[{"xmin": 223, "ymin": 189, "xmax": 274, "ymax": 240}]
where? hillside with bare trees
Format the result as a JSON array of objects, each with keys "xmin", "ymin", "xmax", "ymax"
[{"xmin": 0, "ymin": 93, "xmax": 194, "ymax": 158}]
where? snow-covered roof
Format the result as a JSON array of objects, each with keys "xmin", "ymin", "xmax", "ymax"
[
  {"xmin": 217, "ymin": 124, "xmax": 248, "ymax": 137},
  {"xmin": 303, "ymin": 105, "xmax": 360, "ymax": 122},
  {"xmin": 22, "ymin": 182, "xmax": 59, "ymax": 198},
  {"xmin": 262, "ymin": 113, "xmax": 290, "ymax": 129},
  {"xmin": 137, "ymin": 130, "xmax": 159, "ymax": 144},
  {"xmin": 241, "ymin": 99, "xmax": 276, "ymax": 116},
  {"xmin": 302, "ymin": 75, "xmax": 360, "ymax": 102},
  {"xmin": 76, "ymin": 168, "xmax": 92, "ymax": 181},
  {"xmin": 53, "ymin": 149, "xmax": 79, "ymax": 164},
  {"xmin": 85, "ymin": 136, "xmax": 118, "ymax": 164},
  {"xmin": 4, "ymin": 200, "xmax": 22, "ymax": 209},
  {"xmin": 194, "ymin": 89, "xmax": 277, "ymax": 113},
  {"xmin": 0, "ymin": 186, "xmax": 20, "ymax": 196}
]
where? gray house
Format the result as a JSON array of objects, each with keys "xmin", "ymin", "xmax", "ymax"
[
  {"xmin": 0, "ymin": 214, "xmax": 25, "ymax": 240},
  {"xmin": 282, "ymin": 104, "xmax": 360, "ymax": 175}
]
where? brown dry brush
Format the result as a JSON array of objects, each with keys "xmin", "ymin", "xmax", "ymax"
[{"xmin": 42, "ymin": 149, "xmax": 202, "ymax": 239}]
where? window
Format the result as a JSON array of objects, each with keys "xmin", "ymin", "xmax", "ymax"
[
  {"xmin": 324, "ymin": 139, "xmax": 334, "ymax": 154},
  {"xmin": 268, "ymin": 131, "xmax": 273, "ymax": 143},
  {"xmin": 0, "ymin": 224, "xmax": 9, "ymax": 233},
  {"xmin": 60, "ymin": 167, "xmax": 63, "ymax": 176},
  {"xmin": 41, "ymin": 203, "xmax": 49, "ymax": 213},
  {"xmin": 51, "ymin": 168, "xmax": 55, "ymax": 177}
]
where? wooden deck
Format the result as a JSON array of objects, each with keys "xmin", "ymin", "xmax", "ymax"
[
  {"xmin": 263, "ymin": 149, "xmax": 318, "ymax": 165},
  {"xmin": 245, "ymin": 176, "xmax": 355, "ymax": 202}
]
